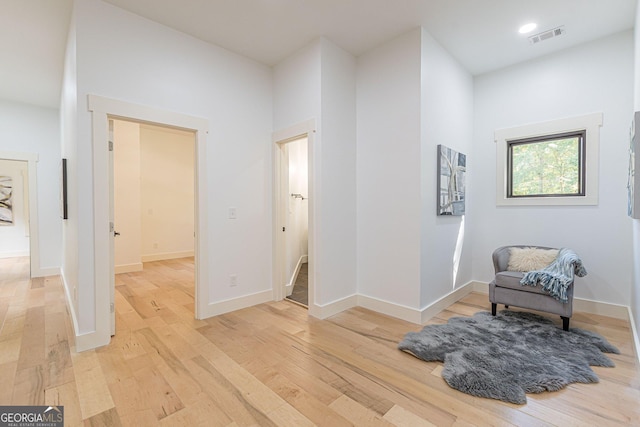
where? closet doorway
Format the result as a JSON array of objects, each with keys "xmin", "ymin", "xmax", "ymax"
[
  {"xmin": 273, "ymin": 119, "xmax": 316, "ymax": 311},
  {"xmin": 282, "ymin": 137, "xmax": 309, "ymax": 306}
]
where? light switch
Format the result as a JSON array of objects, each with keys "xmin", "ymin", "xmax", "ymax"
[{"xmin": 228, "ymin": 207, "xmax": 237, "ymax": 219}]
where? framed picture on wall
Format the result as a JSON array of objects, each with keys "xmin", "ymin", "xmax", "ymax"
[
  {"xmin": 61, "ymin": 158, "xmax": 68, "ymax": 220},
  {"xmin": 437, "ymin": 144, "xmax": 466, "ymax": 216},
  {"xmin": 0, "ymin": 175, "xmax": 13, "ymax": 225},
  {"xmin": 629, "ymin": 113, "xmax": 640, "ymax": 219}
]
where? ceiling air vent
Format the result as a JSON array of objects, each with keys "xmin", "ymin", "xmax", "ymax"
[{"xmin": 528, "ymin": 26, "xmax": 565, "ymax": 44}]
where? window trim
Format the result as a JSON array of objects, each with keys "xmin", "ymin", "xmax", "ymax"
[{"xmin": 494, "ymin": 113, "xmax": 602, "ymax": 206}]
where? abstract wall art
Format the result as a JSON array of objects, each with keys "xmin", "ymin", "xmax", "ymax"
[
  {"xmin": 0, "ymin": 175, "xmax": 13, "ymax": 225},
  {"xmin": 61, "ymin": 158, "xmax": 68, "ymax": 220},
  {"xmin": 628, "ymin": 112, "xmax": 640, "ymax": 219},
  {"xmin": 437, "ymin": 144, "xmax": 466, "ymax": 216}
]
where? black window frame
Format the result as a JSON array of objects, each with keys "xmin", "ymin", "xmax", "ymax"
[{"xmin": 507, "ymin": 130, "xmax": 586, "ymax": 198}]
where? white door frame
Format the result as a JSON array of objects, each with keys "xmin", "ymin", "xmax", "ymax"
[
  {"xmin": 108, "ymin": 119, "xmax": 115, "ymax": 335},
  {"xmin": 0, "ymin": 150, "xmax": 41, "ymax": 278},
  {"xmin": 272, "ymin": 119, "xmax": 318, "ymax": 316},
  {"xmin": 88, "ymin": 95, "xmax": 209, "ymax": 345}
]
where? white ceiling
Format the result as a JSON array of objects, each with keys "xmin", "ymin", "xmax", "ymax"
[
  {"xmin": 2, "ymin": 0, "xmax": 636, "ymax": 109},
  {"xmin": 0, "ymin": 0, "xmax": 73, "ymax": 108}
]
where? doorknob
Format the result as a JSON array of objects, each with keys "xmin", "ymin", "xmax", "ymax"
[{"xmin": 114, "ymin": 231, "xmax": 121, "ymax": 237}]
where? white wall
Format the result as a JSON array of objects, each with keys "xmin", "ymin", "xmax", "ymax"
[
  {"xmin": 61, "ymin": 3, "xmax": 82, "ymax": 331},
  {"xmin": 357, "ymin": 29, "xmax": 422, "ymax": 309},
  {"xmin": 472, "ymin": 31, "xmax": 634, "ymax": 305},
  {"xmin": 0, "ymin": 99, "xmax": 62, "ymax": 271},
  {"xmin": 286, "ymin": 137, "xmax": 308, "ymax": 284},
  {"xmin": 113, "ymin": 120, "xmax": 141, "ymax": 272},
  {"xmin": 356, "ymin": 28, "xmax": 474, "ymax": 315},
  {"xmin": 317, "ymin": 39, "xmax": 357, "ymax": 305},
  {"xmin": 273, "ymin": 42, "xmax": 321, "ymax": 131},
  {"xmin": 0, "ymin": 160, "xmax": 29, "ymax": 257},
  {"xmin": 140, "ymin": 124, "xmax": 195, "ymax": 261},
  {"xmin": 632, "ymin": 0, "xmax": 640, "ymax": 347},
  {"xmin": 420, "ymin": 29, "xmax": 474, "ymax": 308},
  {"xmin": 62, "ymin": 0, "xmax": 273, "ymax": 340},
  {"xmin": 273, "ymin": 37, "xmax": 358, "ymax": 310}
]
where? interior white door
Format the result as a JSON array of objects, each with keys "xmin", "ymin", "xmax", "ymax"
[
  {"xmin": 108, "ymin": 119, "xmax": 116, "ymax": 336},
  {"xmin": 279, "ymin": 142, "xmax": 290, "ymax": 297}
]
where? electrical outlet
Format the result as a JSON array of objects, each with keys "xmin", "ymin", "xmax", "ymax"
[
  {"xmin": 230, "ymin": 274, "xmax": 238, "ymax": 287},
  {"xmin": 153, "ymin": 243, "xmax": 158, "ymax": 249}
]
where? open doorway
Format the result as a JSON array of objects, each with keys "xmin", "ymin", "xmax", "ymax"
[
  {"xmin": 111, "ymin": 120, "xmax": 195, "ymax": 271},
  {"xmin": 273, "ymin": 119, "xmax": 316, "ymax": 312},
  {"xmin": 88, "ymin": 94, "xmax": 209, "ymax": 349},
  {"xmin": 0, "ymin": 150, "xmax": 41, "ymax": 280},
  {"xmin": 110, "ymin": 118, "xmax": 196, "ymax": 335},
  {"xmin": 0, "ymin": 160, "xmax": 29, "ymax": 259},
  {"xmin": 282, "ymin": 137, "xmax": 309, "ymax": 306}
]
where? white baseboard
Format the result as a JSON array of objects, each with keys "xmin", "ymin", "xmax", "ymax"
[
  {"xmin": 356, "ymin": 294, "xmax": 422, "ymax": 324},
  {"xmin": 308, "ymin": 280, "xmax": 634, "ymax": 329},
  {"xmin": 198, "ymin": 289, "xmax": 272, "ymax": 319},
  {"xmin": 0, "ymin": 250, "xmax": 29, "ymax": 259},
  {"xmin": 60, "ymin": 268, "xmax": 109, "ymax": 352},
  {"xmin": 141, "ymin": 250, "xmax": 194, "ymax": 262},
  {"xmin": 115, "ymin": 263, "xmax": 143, "ymax": 274},
  {"xmin": 60, "ymin": 269, "xmax": 79, "ymax": 338},
  {"xmin": 472, "ymin": 281, "xmax": 489, "ymax": 294},
  {"xmin": 419, "ymin": 282, "xmax": 478, "ymax": 324},
  {"xmin": 314, "ymin": 282, "xmax": 479, "ymax": 325},
  {"xmin": 32, "ymin": 266, "xmax": 61, "ymax": 278},
  {"xmin": 74, "ymin": 328, "xmax": 110, "ymax": 353},
  {"xmin": 573, "ymin": 298, "xmax": 629, "ymax": 320},
  {"xmin": 310, "ymin": 294, "xmax": 358, "ymax": 319}
]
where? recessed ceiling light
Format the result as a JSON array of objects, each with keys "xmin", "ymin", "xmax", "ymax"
[{"xmin": 519, "ymin": 23, "xmax": 537, "ymax": 34}]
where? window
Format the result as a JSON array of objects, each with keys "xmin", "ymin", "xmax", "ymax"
[
  {"xmin": 507, "ymin": 131, "xmax": 585, "ymax": 198},
  {"xmin": 494, "ymin": 113, "xmax": 602, "ymax": 206}
]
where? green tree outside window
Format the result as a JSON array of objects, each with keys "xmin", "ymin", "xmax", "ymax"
[{"xmin": 508, "ymin": 132, "xmax": 585, "ymax": 197}]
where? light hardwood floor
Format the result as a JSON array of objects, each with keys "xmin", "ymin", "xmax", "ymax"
[{"xmin": 1, "ymin": 256, "xmax": 639, "ymax": 426}]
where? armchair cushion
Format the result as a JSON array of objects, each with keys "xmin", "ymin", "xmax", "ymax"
[{"xmin": 495, "ymin": 271, "xmax": 553, "ymax": 295}]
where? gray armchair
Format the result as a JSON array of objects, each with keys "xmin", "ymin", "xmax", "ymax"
[{"xmin": 489, "ymin": 245, "xmax": 574, "ymax": 331}]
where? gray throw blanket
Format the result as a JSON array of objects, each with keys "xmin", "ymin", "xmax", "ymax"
[{"xmin": 520, "ymin": 248, "xmax": 587, "ymax": 303}]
